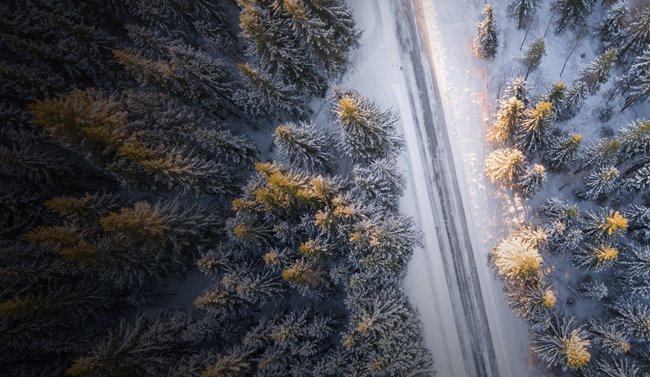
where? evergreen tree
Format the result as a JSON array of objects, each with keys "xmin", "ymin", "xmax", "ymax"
[
  {"xmin": 557, "ymin": 81, "xmax": 588, "ymax": 122},
  {"xmin": 621, "ymin": 50, "xmax": 650, "ymax": 111},
  {"xmin": 473, "ymin": 4, "xmax": 499, "ymax": 60},
  {"xmin": 485, "ymin": 148, "xmax": 526, "ymax": 187},
  {"xmin": 576, "ymin": 166, "xmax": 620, "ymax": 200},
  {"xmin": 624, "ymin": 163, "xmax": 650, "ymax": 194},
  {"xmin": 593, "ymin": 359, "xmax": 642, "ymax": 377},
  {"xmin": 192, "ymin": 128, "xmax": 259, "ymax": 167},
  {"xmin": 531, "ymin": 315, "xmax": 591, "ymax": 370},
  {"xmin": 577, "ymin": 48, "xmax": 618, "ymax": 94},
  {"xmin": 599, "ymin": 1, "xmax": 627, "ymax": 50},
  {"xmin": 580, "ymin": 138, "xmax": 621, "ymax": 170},
  {"xmin": 543, "ymin": 133, "xmax": 582, "ymax": 171},
  {"xmin": 517, "ymin": 163, "xmax": 546, "ymax": 198},
  {"xmin": 505, "ymin": 77, "xmax": 530, "ymax": 106},
  {"xmin": 488, "ymin": 96, "xmax": 524, "ymax": 143},
  {"xmin": 331, "ymin": 88, "xmax": 403, "ymax": 162},
  {"xmin": 235, "ymin": 62, "xmax": 309, "ymax": 120},
  {"xmin": 508, "ymin": 0, "xmax": 538, "ymax": 30},
  {"xmin": 588, "ymin": 321, "xmax": 631, "ymax": 355},
  {"xmin": 545, "ymin": 81, "xmax": 566, "ymax": 114},
  {"xmin": 618, "ymin": 119, "xmax": 650, "ymax": 161},
  {"xmin": 573, "ymin": 243, "xmax": 619, "ymax": 271},
  {"xmin": 523, "ymin": 38, "xmax": 546, "ymax": 79},
  {"xmin": 578, "ymin": 277, "xmax": 608, "ymax": 300},
  {"xmin": 273, "ymin": 122, "xmax": 334, "ymax": 172},
  {"xmin": 491, "ymin": 234, "xmax": 543, "ymax": 282},
  {"xmin": 582, "ymin": 209, "xmax": 629, "ymax": 239},
  {"xmin": 515, "ymin": 101, "xmax": 554, "ymax": 154},
  {"xmin": 554, "ymin": 0, "xmax": 596, "ymax": 34},
  {"xmin": 624, "ymin": 204, "xmax": 650, "ymax": 242},
  {"xmin": 610, "ymin": 299, "xmax": 650, "ymax": 339},
  {"xmin": 353, "ymin": 158, "xmax": 405, "ymax": 211},
  {"xmin": 507, "ymin": 279, "xmax": 556, "ymax": 323},
  {"xmin": 619, "ymin": 6, "xmax": 650, "ymax": 58}
]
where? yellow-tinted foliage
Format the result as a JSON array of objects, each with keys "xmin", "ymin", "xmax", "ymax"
[
  {"xmin": 117, "ymin": 139, "xmax": 158, "ymax": 162},
  {"xmin": 563, "ymin": 332, "xmax": 591, "ymax": 369},
  {"xmin": 595, "ymin": 245, "xmax": 618, "ymax": 262},
  {"xmin": 23, "ymin": 225, "xmax": 82, "ymax": 248},
  {"xmin": 298, "ymin": 239, "xmax": 328, "ymax": 257},
  {"xmin": 542, "ymin": 289, "xmax": 556, "ymax": 308},
  {"xmin": 65, "ymin": 357, "xmax": 98, "ymax": 376},
  {"xmin": 262, "ymin": 250, "xmax": 280, "ymax": 266},
  {"xmin": 493, "ymin": 237, "xmax": 542, "ymax": 281},
  {"xmin": 337, "ymin": 96, "xmax": 360, "ymax": 125},
  {"xmin": 0, "ymin": 297, "xmax": 39, "ymax": 318},
  {"xmin": 99, "ymin": 202, "xmax": 166, "ymax": 239},
  {"xmin": 281, "ymin": 260, "xmax": 320, "ymax": 286},
  {"xmin": 599, "ymin": 211, "xmax": 628, "ymax": 235}
]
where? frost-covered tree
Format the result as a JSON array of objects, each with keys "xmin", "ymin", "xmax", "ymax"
[
  {"xmin": 508, "ymin": 0, "xmax": 538, "ymax": 30},
  {"xmin": 580, "ymin": 138, "xmax": 621, "ymax": 169},
  {"xmin": 543, "ymin": 133, "xmax": 582, "ymax": 171},
  {"xmin": 489, "ymin": 96, "xmax": 524, "ymax": 143},
  {"xmin": 473, "ymin": 4, "xmax": 499, "ymax": 60},
  {"xmin": 523, "ymin": 38, "xmax": 545, "ymax": 79},
  {"xmin": 619, "ymin": 6, "xmax": 650, "ymax": 58},
  {"xmin": 485, "ymin": 148, "xmax": 526, "ymax": 186},
  {"xmin": 582, "ymin": 209, "xmax": 629, "ymax": 239},
  {"xmin": 531, "ymin": 316, "xmax": 591, "ymax": 370},
  {"xmin": 620, "ymin": 244, "xmax": 650, "ymax": 297},
  {"xmin": 610, "ymin": 299, "xmax": 650, "ymax": 339},
  {"xmin": 491, "ymin": 234, "xmax": 543, "ymax": 283},
  {"xmin": 191, "ymin": 128, "xmax": 258, "ymax": 167},
  {"xmin": 621, "ymin": 50, "xmax": 650, "ymax": 111},
  {"xmin": 618, "ymin": 119, "xmax": 650, "ymax": 161},
  {"xmin": 588, "ymin": 321, "xmax": 631, "ymax": 355},
  {"xmin": 273, "ymin": 122, "xmax": 333, "ymax": 172},
  {"xmin": 353, "ymin": 158, "xmax": 405, "ymax": 211},
  {"xmin": 624, "ymin": 163, "xmax": 650, "ymax": 194},
  {"xmin": 593, "ymin": 358, "xmax": 642, "ymax": 377},
  {"xmin": 517, "ymin": 163, "xmax": 546, "ymax": 198},
  {"xmin": 624, "ymin": 205, "xmax": 650, "ymax": 242},
  {"xmin": 573, "ymin": 243, "xmax": 619, "ymax": 271},
  {"xmin": 235, "ymin": 63, "xmax": 309, "ymax": 119},
  {"xmin": 578, "ymin": 277, "xmax": 608, "ymax": 300},
  {"xmin": 331, "ymin": 88, "xmax": 402, "ymax": 162},
  {"xmin": 554, "ymin": 0, "xmax": 596, "ymax": 34},
  {"xmin": 515, "ymin": 101, "xmax": 554, "ymax": 154},
  {"xmin": 576, "ymin": 166, "xmax": 620, "ymax": 200},
  {"xmin": 507, "ymin": 279, "xmax": 556, "ymax": 323},
  {"xmin": 545, "ymin": 81, "xmax": 567, "ymax": 113},
  {"xmin": 557, "ymin": 81, "xmax": 588, "ymax": 122},
  {"xmin": 505, "ymin": 77, "xmax": 530, "ymax": 106},
  {"xmin": 577, "ymin": 48, "xmax": 618, "ymax": 94},
  {"xmin": 599, "ymin": 2, "xmax": 627, "ymax": 50}
]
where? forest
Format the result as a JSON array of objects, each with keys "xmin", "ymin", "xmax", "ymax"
[
  {"xmin": 0, "ymin": 1, "xmax": 434, "ymax": 376},
  {"xmin": 477, "ymin": 0, "xmax": 650, "ymax": 375}
]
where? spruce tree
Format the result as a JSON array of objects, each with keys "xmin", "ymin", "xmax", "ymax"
[
  {"xmin": 577, "ymin": 48, "xmax": 618, "ymax": 94},
  {"xmin": 578, "ymin": 277, "xmax": 608, "ymax": 300},
  {"xmin": 531, "ymin": 315, "xmax": 591, "ymax": 370},
  {"xmin": 491, "ymin": 234, "xmax": 543, "ymax": 282},
  {"xmin": 235, "ymin": 62, "xmax": 309, "ymax": 119},
  {"xmin": 573, "ymin": 243, "xmax": 619, "ymax": 271},
  {"xmin": 543, "ymin": 133, "xmax": 582, "ymax": 171},
  {"xmin": 619, "ymin": 6, "xmax": 650, "ymax": 58},
  {"xmin": 576, "ymin": 166, "xmax": 620, "ymax": 200},
  {"xmin": 517, "ymin": 163, "xmax": 546, "ymax": 198},
  {"xmin": 507, "ymin": 279, "xmax": 556, "ymax": 323},
  {"xmin": 599, "ymin": 2, "xmax": 627, "ymax": 50},
  {"xmin": 557, "ymin": 81, "xmax": 588, "ymax": 122},
  {"xmin": 473, "ymin": 4, "xmax": 499, "ymax": 60},
  {"xmin": 515, "ymin": 101, "xmax": 554, "ymax": 154},
  {"xmin": 624, "ymin": 163, "xmax": 650, "ymax": 194},
  {"xmin": 508, "ymin": 0, "xmax": 538, "ymax": 30},
  {"xmin": 331, "ymin": 88, "xmax": 402, "ymax": 162},
  {"xmin": 621, "ymin": 50, "xmax": 650, "ymax": 111},
  {"xmin": 610, "ymin": 299, "xmax": 650, "ymax": 339},
  {"xmin": 485, "ymin": 148, "xmax": 526, "ymax": 187},
  {"xmin": 588, "ymin": 321, "xmax": 631, "ymax": 355},
  {"xmin": 353, "ymin": 158, "xmax": 405, "ymax": 211},
  {"xmin": 488, "ymin": 96, "xmax": 524, "ymax": 143},
  {"xmin": 580, "ymin": 138, "xmax": 621, "ymax": 169},
  {"xmin": 618, "ymin": 119, "xmax": 650, "ymax": 161},
  {"xmin": 554, "ymin": 0, "xmax": 596, "ymax": 34},
  {"xmin": 273, "ymin": 122, "xmax": 334, "ymax": 172},
  {"xmin": 523, "ymin": 38, "xmax": 546, "ymax": 79},
  {"xmin": 545, "ymin": 81, "xmax": 566, "ymax": 114},
  {"xmin": 505, "ymin": 77, "xmax": 530, "ymax": 106}
]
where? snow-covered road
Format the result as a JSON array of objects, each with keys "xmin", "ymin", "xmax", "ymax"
[{"xmin": 343, "ymin": 1, "xmax": 532, "ymax": 376}]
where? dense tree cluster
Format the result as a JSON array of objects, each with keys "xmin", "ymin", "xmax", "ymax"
[{"xmin": 0, "ymin": 0, "xmax": 434, "ymax": 375}]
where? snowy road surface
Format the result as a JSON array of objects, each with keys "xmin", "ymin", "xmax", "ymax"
[{"xmin": 343, "ymin": 1, "xmax": 531, "ymax": 376}]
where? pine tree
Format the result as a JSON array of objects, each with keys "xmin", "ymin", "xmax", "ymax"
[
  {"xmin": 557, "ymin": 81, "xmax": 588, "ymax": 122},
  {"xmin": 531, "ymin": 315, "xmax": 591, "ymax": 370},
  {"xmin": 624, "ymin": 163, "xmax": 650, "ymax": 194},
  {"xmin": 619, "ymin": 6, "xmax": 650, "ymax": 58},
  {"xmin": 610, "ymin": 299, "xmax": 650, "ymax": 339},
  {"xmin": 543, "ymin": 133, "xmax": 582, "ymax": 171},
  {"xmin": 578, "ymin": 277, "xmax": 608, "ymax": 300},
  {"xmin": 554, "ymin": 0, "xmax": 596, "ymax": 34},
  {"xmin": 523, "ymin": 38, "xmax": 546, "ymax": 79},
  {"xmin": 273, "ymin": 122, "xmax": 334, "ymax": 172},
  {"xmin": 580, "ymin": 138, "xmax": 621, "ymax": 169},
  {"xmin": 618, "ymin": 119, "xmax": 650, "ymax": 162},
  {"xmin": 488, "ymin": 96, "xmax": 524, "ymax": 143},
  {"xmin": 485, "ymin": 148, "xmax": 526, "ymax": 187},
  {"xmin": 573, "ymin": 243, "xmax": 619, "ymax": 271},
  {"xmin": 545, "ymin": 81, "xmax": 566, "ymax": 114},
  {"xmin": 491, "ymin": 234, "xmax": 543, "ymax": 282},
  {"xmin": 473, "ymin": 4, "xmax": 499, "ymax": 60},
  {"xmin": 507, "ymin": 279, "xmax": 556, "ymax": 322},
  {"xmin": 235, "ymin": 62, "xmax": 309, "ymax": 120},
  {"xmin": 331, "ymin": 88, "xmax": 402, "ymax": 162},
  {"xmin": 192, "ymin": 128, "xmax": 258, "ymax": 167},
  {"xmin": 582, "ymin": 209, "xmax": 629, "ymax": 239},
  {"xmin": 588, "ymin": 321, "xmax": 631, "ymax": 355},
  {"xmin": 624, "ymin": 204, "xmax": 650, "ymax": 242},
  {"xmin": 515, "ymin": 101, "xmax": 554, "ymax": 154},
  {"xmin": 599, "ymin": 2, "xmax": 627, "ymax": 50},
  {"xmin": 576, "ymin": 166, "xmax": 620, "ymax": 200},
  {"xmin": 505, "ymin": 77, "xmax": 530, "ymax": 106},
  {"xmin": 508, "ymin": 0, "xmax": 538, "ymax": 30},
  {"xmin": 593, "ymin": 359, "xmax": 642, "ymax": 377},
  {"xmin": 621, "ymin": 50, "xmax": 650, "ymax": 111},
  {"xmin": 353, "ymin": 158, "xmax": 406, "ymax": 211},
  {"xmin": 0, "ymin": 144, "xmax": 75, "ymax": 186},
  {"xmin": 517, "ymin": 163, "xmax": 546, "ymax": 198},
  {"xmin": 577, "ymin": 48, "xmax": 618, "ymax": 94}
]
